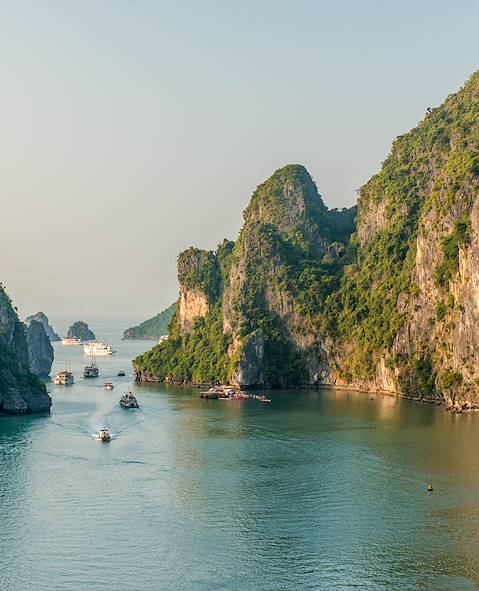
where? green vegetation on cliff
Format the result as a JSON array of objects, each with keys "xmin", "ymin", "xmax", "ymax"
[
  {"xmin": 135, "ymin": 303, "xmax": 231, "ymax": 384},
  {"xmin": 134, "ymin": 240, "xmax": 236, "ymax": 383},
  {"xmin": 435, "ymin": 217, "xmax": 471, "ymax": 287},
  {"xmin": 123, "ymin": 303, "xmax": 177, "ymax": 340},
  {"xmin": 327, "ymin": 72, "xmax": 479, "ymax": 380}
]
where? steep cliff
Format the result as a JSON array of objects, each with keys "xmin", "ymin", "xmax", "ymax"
[
  {"xmin": 134, "ymin": 166, "xmax": 355, "ymax": 386},
  {"xmin": 123, "ymin": 303, "xmax": 177, "ymax": 339},
  {"xmin": 25, "ymin": 311, "xmax": 60, "ymax": 342},
  {"xmin": 328, "ymin": 71, "xmax": 479, "ymax": 407},
  {"xmin": 134, "ymin": 71, "xmax": 479, "ymax": 406},
  {"xmin": 0, "ymin": 286, "xmax": 51, "ymax": 414},
  {"xmin": 26, "ymin": 320, "xmax": 54, "ymax": 377},
  {"xmin": 67, "ymin": 321, "xmax": 95, "ymax": 341},
  {"xmin": 222, "ymin": 165, "xmax": 355, "ymax": 386}
]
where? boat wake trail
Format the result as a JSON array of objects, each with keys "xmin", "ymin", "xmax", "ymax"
[{"xmin": 86, "ymin": 404, "xmax": 145, "ymax": 440}]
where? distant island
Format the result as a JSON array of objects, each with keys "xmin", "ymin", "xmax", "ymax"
[
  {"xmin": 134, "ymin": 71, "xmax": 479, "ymax": 412},
  {"xmin": 25, "ymin": 311, "xmax": 60, "ymax": 342},
  {"xmin": 67, "ymin": 321, "xmax": 95, "ymax": 341},
  {"xmin": 123, "ymin": 303, "xmax": 176, "ymax": 340}
]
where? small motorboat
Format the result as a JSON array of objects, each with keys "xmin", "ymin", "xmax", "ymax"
[
  {"xmin": 119, "ymin": 390, "xmax": 139, "ymax": 409},
  {"xmin": 104, "ymin": 382, "xmax": 114, "ymax": 390},
  {"xmin": 117, "ymin": 370, "xmax": 126, "ymax": 377},
  {"xmin": 250, "ymin": 394, "xmax": 272, "ymax": 403},
  {"xmin": 98, "ymin": 429, "xmax": 111, "ymax": 442},
  {"xmin": 219, "ymin": 393, "xmax": 250, "ymax": 400}
]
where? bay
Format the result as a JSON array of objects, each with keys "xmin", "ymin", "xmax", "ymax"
[{"xmin": 1, "ymin": 321, "xmax": 479, "ymax": 590}]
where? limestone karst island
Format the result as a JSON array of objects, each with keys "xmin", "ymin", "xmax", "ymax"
[
  {"xmin": 1, "ymin": 4, "xmax": 479, "ymax": 590},
  {"xmin": 135, "ymin": 73, "xmax": 479, "ymax": 413}
]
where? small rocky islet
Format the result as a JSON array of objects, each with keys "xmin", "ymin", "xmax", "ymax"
[
  {"xmin": 134, "ymin": 71, "xmax": 479, "ymax": 413},
  {"xmin": 67, "ymin": 321, "xmax": 96, "ymax": 342}
]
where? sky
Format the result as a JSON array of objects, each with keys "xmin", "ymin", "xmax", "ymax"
[{"xmin": 0, "ymin": 0, "xmax": 478, "ymax": 324}]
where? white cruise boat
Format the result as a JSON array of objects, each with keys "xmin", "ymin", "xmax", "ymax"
[
  {"xmin": 83, "ymin": 341, "xmax": 114, "ymax": 356},
  {"xmin": 62, "ymin": 337, "xmax": 81, "ymax": 345}
]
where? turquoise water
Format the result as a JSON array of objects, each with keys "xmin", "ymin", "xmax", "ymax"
[{"xmin": 1, "ymin": 324, "xmax": 479, "ymax": 590}]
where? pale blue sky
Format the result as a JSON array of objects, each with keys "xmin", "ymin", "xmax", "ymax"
[{"xmin": 0, "ymin": 0, "xmax": 478, "ymax": 322}]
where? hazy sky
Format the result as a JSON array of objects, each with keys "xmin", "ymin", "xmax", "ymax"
[{"xmin": 1, "ymin": 0, "xmax": 478, "ymax": 323}]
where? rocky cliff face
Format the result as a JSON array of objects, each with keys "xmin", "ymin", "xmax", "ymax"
[
  {"xmin": 26, "ymin": 320, "xmax": 54, "ymax": 377},
  {"xmin": 0, "ymin": 286, "xmax": 51, "ymax": 414},
  {"xmin": 179, "ymin": 288, "xmax": 209, "ymax": 334},
  {"xmin": 25, "ymin": 311, "xmax": 60, "ymax": 342},
  {"xmin": 326, "ymin": 71, "xmax": 479, "ymax": 407},
  {"xmin": 135, "ymin": 71, "xmax": 479, "ymax": 406},
  {"xmin": 220, "ymin": 165, "xmax": 353, "ymax": 386}
]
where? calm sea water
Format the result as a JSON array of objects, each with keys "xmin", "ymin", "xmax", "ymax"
[{"xmin": 1, "ymin": 321, "xmax": 479, "ymax": 590}]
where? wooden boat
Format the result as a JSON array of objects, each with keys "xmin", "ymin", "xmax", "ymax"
[
  {"xmin": 54, "ymin": 370, "xmax": 74, "ymax": 385},
  {"xmin": 119, "ymin": 390, "xmax": 139, "ymax": 409},
  {"xmin": 84, "ymin": 356, "xmax": 99, "ymax": 378}
]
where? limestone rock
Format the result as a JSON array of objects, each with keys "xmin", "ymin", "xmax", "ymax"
[
  {"xmin": 25, "ymin": 311, "xmax": 60, "ymax": 342},
  {"xmin": 0, "ymin": 285, "xmax": 51, "ymax": 414},
  {"xmin": 26, "ymin": 320, "xmax": 54, "ymax": 377}
]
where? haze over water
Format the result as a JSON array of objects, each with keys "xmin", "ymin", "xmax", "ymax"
[
  {"xmin": 1, "ymin": 1, "xmax": 478, "ymax": 318},
  {"xmin": 1, "ymin": 326, "xmax": 479, "ymax": 590}
]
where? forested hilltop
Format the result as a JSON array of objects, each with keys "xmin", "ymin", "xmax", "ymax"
[
  {"xmin": 123, "ymin": 303, "xmax": 177, "ymax": 340},
  {"xmin": 135, "ymin": 71, "xmax": 479, "ymax": 407}
]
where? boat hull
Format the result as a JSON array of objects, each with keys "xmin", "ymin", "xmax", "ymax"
[
  {"xmin": 61, "ymin": 338, "xmax": 81, "ymax": 346},
  {"xmin": 84, "ymin": 370, "xmax": 99, "ymax": 378},
  {"xmin": 54, "ymin": 378, "xmax": 74, "ymax": 385}
]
